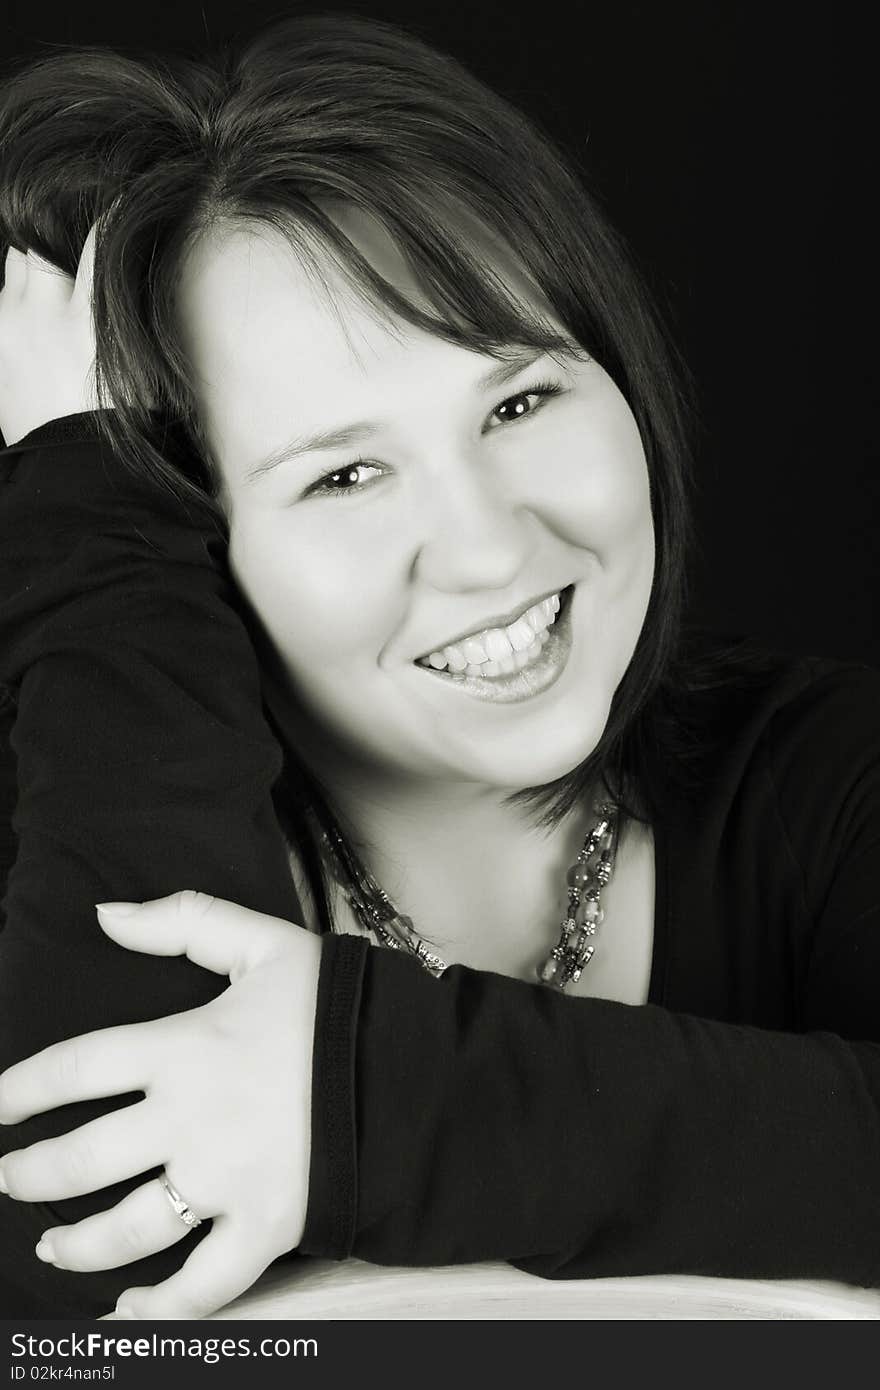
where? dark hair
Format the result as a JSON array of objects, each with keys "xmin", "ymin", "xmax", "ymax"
[{"xmin": 0, "ymin": 11, "xmax": 748, "ymax": 934}]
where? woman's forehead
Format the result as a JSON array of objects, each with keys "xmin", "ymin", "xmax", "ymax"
[
  {"xmin": 176, "ymin": 223, "xmax": 429, "ymax": 398},
  {"xmin": 174, "ymin": 204, "xmax": 557, "ymax": 389},
  {"xmin": 175, "ymin": 225, "xmax": 493, "ymax": 483},
  {"xmin": 172, "ymin": 209, "xmax": 575, "ymax": 495}
]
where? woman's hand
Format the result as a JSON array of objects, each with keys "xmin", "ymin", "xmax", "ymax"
[
  {"xmin": 0, "ymin": 227, "xmax": 99, "ymax": 445},
  {"xmin": 0, "ymin": 891, "xmax": 323, "ymax": 1320}
]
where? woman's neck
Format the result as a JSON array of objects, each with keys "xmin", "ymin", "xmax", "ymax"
[{"xmin": 317, "ymin": 772, "xmax": 613, "ymax": 968}]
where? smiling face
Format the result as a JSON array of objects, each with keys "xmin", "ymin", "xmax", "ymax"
[{"xmin": 173, "ymin": 212, "xmax": 656, "ymax": 806}]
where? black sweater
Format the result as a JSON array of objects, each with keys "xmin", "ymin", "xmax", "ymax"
[{"xmin": 1, "ymin": 414, "xmax": 879, "ymax": 1318}]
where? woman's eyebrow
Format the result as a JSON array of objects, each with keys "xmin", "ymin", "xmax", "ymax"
[{"xmin": 242, "ymin": 347, "xmax": 547, "ymax": 485}]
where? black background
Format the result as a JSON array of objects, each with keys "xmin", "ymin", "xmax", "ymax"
[{"xmin": 2, "ymin": 0, "xmax": 876, "ymax": 666}]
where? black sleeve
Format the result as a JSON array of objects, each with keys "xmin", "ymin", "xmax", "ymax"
[
  {"xmin": 301, "ymin": 670, "xmax": 880, "ymax": 1289},
  {"xmin": 5, "ymin": 414, "xmax": 880, "ymax": 1314},
  {"xmin": 0, "ymin": 414, "xmax": 306, "ymax": 1317}
]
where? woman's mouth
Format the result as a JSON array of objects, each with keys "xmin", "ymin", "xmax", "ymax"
[{"xmin": 414, "ymin": 585, "xmax": 576, "ymax": 704}]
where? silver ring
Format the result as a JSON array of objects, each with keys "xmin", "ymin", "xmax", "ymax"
[{"xmin": 159, "ymin": 1172, "xmax": 203, "ymax": 1230}]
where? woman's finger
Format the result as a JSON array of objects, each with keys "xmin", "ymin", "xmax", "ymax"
[
  {"xmin": 114, "ymin": 1214, "xmax": 275, "ymax": 1320},
  {"xmin": 96, "ymin": 892, "xmax": 301, "ymax": 982},
  {"xmin": 0, "ymin": 1017, "xmax": 162, "ymax": 1124},
  {"xmin": 37, "ymin": 1175, "xmax": 204, "ymax": 1273},
  {"xmin": 0, "ymin": 1098, "xmax": 164, "ymax": 1202}
]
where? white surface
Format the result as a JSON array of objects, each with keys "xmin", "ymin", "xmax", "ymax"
[{"xmin": 208, "ymin": 1256, "xmax": 880, "ymax": 1321}]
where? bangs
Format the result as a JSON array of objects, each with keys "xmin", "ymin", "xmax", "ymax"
[{"xmin": 216, "ymin": 191, "xmax": 589, "ymax": 370}]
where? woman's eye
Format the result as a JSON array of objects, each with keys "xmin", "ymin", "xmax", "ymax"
[
  {"xmin": 306, "ymin": 459, "xmax": 383, "ymax": 500},
  {"xmin": 490, "ymin": 380, "xmax": 563, "ymax": 428},
  {"xmin": 305, "ymin": 380, "xmax": 564, "ymax": 501}
]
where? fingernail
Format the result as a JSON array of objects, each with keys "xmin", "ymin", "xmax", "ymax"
[
  {"xmin": 115, "ymin": 1304, "xmax": 136, "ymax": 1319},
  {"xmin": 35, "ymin": 1238, "xmax": 55, "ymax": 1263},
  {"xmin": 95, "ymin": 902, "xmax": 142, "ymax": 918}
]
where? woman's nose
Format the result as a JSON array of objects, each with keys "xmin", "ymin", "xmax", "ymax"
[{"xmin": 411, "ymin": 466, "xmax": 536, "ymax": 593}]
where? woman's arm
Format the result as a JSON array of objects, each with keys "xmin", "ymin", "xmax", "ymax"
[
  {"xmin": 316, "ymin": 942, "xmax": 880, "ymax": 1284},
  {"xmin": 301, "ymin": 662, "xmax": 880, "ymax": 1287},
  {"xmin": 4, "ymin": 424, "xmax": 879, "ymax": 1307},
  {"xmin": 0, "ymin": 415, "xmax": 306, "ymax": 1315}
]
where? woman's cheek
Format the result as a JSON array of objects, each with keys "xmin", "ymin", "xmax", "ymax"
[
  {"xmin": 226, "ymin": 511, "xmax": 377, "ymax": 669},
  {"xmin": 227, "ymin": 516, "xmax": 270, "ymax": 602},
  {"xmin": 226, "ymin": 514, "xmax": 308, "ymax": 649},
  {"xmin": 580, "ymin": 403, "xmax": 652, "ymax": 542}
]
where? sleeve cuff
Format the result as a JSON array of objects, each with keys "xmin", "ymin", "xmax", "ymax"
[{"xmin": 299, "ymin": 932, "xmax": 369, "ymax": 1260}]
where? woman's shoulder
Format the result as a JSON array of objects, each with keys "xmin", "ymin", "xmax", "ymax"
[
  {"xmin": 671, "ymin": 626, "xmax": 878, "ymax": 738},
  {"xmin": 755, "ymin": 644, "xmax": 880, "ymax": 813},
  {"xmin": 666, "ymin": 627, "xmax": 880, "ymax": 821}
]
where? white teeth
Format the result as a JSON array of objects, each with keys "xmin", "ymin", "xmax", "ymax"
[
  {"xmin": 494, "ymin": 651, "xmax": 519, "ymax": 675},
  {"xmin": 484, "ymin": 629, "xmax": 513, "ymax": 661},
  {"xmin": 444, "ymin": 646, "xmax": 468, "ymax": 673},
  {"xmin": 507, "ymin": 617, "xmax": 537, "ymax": 652},
  {"xmin": 428, "ymin": 615, "xmax": 556, "ymax": 680},
  {"xmin": 418, "ymin": 590, "xmax": 564, "ymax": 671},
  {"xmin": 461, "ymin": 635, "xmax": 489, "ymax": 665}
]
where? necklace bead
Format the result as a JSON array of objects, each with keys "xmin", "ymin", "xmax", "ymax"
[{"xmin": 319, "ymin": 799, "xmax": 620, "ymax": 991}]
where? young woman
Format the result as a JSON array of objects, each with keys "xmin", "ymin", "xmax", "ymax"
[{"xmin": 1, "ymin": 14, "xmax": 878, "ymax": 1320}]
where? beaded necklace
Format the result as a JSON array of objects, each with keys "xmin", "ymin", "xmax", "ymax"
[{"xmin": 319, "ymin": 800, "xmax": 620, "ymax": 991}]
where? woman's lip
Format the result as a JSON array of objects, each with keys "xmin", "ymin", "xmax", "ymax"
[
  {"xmin": 417, "ymin": 582, "xmax": 575, "ymax": 697},
  {"xmin": 415, "ymin": 586, "xmax": 566, "ymax": 662},
  {"xmin": 415, "ymin": 585, "xmax": 575, "ymax": 675}
]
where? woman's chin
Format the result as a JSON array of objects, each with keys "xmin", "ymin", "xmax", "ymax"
[{"xmin": 443, "ymin": 734, "xmax": 603, "ymax": 796}]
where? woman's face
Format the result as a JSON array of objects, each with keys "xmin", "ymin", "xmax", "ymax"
[{"xmin": 174, "ymin": 213, "xmax": 655, "ymax": 798}]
